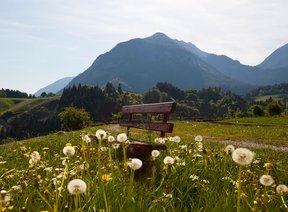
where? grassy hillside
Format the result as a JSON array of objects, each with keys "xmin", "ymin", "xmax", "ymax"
[
  {"xmin": 0, "ymin": 96, "xmax": 61, "ymax": 140},
  {"xmin": 0, "ymin": 121, "xmax": 288, "ymax": 211},
  {"xmin": 0, "ymin": 98, "xmax": 31, "ymax": 115}
]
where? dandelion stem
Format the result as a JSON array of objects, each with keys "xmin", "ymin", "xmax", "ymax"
[
  {"xmin": 36, "ymin": 190, "xmax": 53, "ymax": 212},
  {"xmin": 102, "ymin": 184, "xmax": 109, "ymax": 212},
  {"xmin": 97, "ymin": 138, "xmax": 102, "ymax": 179},
  {"xmin": 122, "ymin": 143, "xmax": 127, "ymax": 171},
  {"xmin": 237, "ymin": 165, "xmax": 242, "ymax": 212},
  {"xmin": 281, "ymin": 195, "xmax": 288, "ymax": 210}
]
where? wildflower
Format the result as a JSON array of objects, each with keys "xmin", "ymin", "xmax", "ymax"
[
  {"xmin": 232, "ymin": 148, "xmax": 254, "ymax": 165},
  {"xmin": 65, "ymin": 143, "xmax": 72, "ymax": 146},
  {"xmin": 190, "ymin": 174, "xmax": 199, "ymax": 181},
  {"xmin": 163, "ymin": 193, "xmax": 173, "ymax": 198},
  {"xmin": 224, "ymin": 145, "xmax": 235, "ymax": 154},
  {"xmin": 112, "ymin": 143, "xmax": 120, "ymax": 149},
  {"xmin": 108, "ymin": 135, "xmax": 115, "ymax": 142},
  {"xmin": 96, "ymin": 129, "xmax": 107, "ymax": 140},
  {"xmin": 0, "ymin": 190, "xmax": 11, "ymax": 203},
  {"xmin": 67, "ymin": 179, "xmax": 87, "ymax": 195},
  {"xmin": 276, "ymin": 184, "xmax": 288, "ymax": 195},
  {"xmin": 173, "ymin": 136, "xmax": 181, "ymax": 143},
  {"xmin": 259, "ymin": 175, "xmax": 275, "ymax": 186},
  {"xmin": 195, "ymin": 141, "xmax": 203, "ymax": 152},
  {"xmin": 63, "ymin": 146, "xmax": 75, "ymax": 156},
  {"xmin": 128, "ymin": 158, "xmax": 143, "ymax": 170},
  {"xmin": 264, "ymin": 162, "xmax": 273, "ymax": 170},
  {"xmin": 82, "ymin": 134, "xmax": 91, "ymax": 143},
  {"xmin": 117, "ymin": 133, "xmax": 127, "ymax": 143},
  {"xmin": 180, "ymin": 145, "xmax": 187, "ymax": 150},
  {"xmin": 101, "ymin": 174, "xmax": 112, "ymax": 182},
  {"xmin": 164, "ymin": 156, "xmax": 175, "ymax": 165},
  {"xmin": 151, "ymin": 150, "xmax": 160, "ymax": 158},
  {"xmin": 158, "ymin": 138, "xmax": 166, "ymax": 144},
  {"xmin": 30, "ymin": 151, "xmax": 41, "ymax": 161},
  {"xmin": 194, "ymin": 135, "xmax": 203, "ymax": 142}
]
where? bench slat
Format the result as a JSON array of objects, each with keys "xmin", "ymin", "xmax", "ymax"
[
  {"xmin": 122, "ymin": 102, "xmax": 176, "ymax": 114},
  {"xmin": 120, "ymin": 121, "xmax": 174, "ymax": 133}
]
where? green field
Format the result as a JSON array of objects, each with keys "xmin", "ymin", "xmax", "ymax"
[
  {"xmin": 221, "ymin": 117, "xmax": 288, "ymax": 126},
  {"xmin": 0, "ymin": 98, "xmax": 31, "ymax": 115},
  {"xmin": 254, "ymin": 94, "xmax": 283, "ymax": 102},
  {"xmin": 0, "ymin": 121, "xmax": 288, "ymax": 211}
]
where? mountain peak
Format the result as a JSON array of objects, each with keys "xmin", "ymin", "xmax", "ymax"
[{"xmin": 149, "ymin": 32, "xmax": 171, "ymax": 40}]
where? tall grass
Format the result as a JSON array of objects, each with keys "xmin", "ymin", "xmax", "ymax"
[{"xmin": 0, "ymin": 125, "xmax": 288, "ymax": 211}]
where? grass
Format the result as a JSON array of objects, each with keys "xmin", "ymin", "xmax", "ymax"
[
  {"xmin": 0, "ymin": 121, "xmax": 288, "ymax": 211},
  {"xmin": 220, "ymin": 117, "xmax": 288, "ymax": 126},
  {"xmin": 170, "ymin": 120, "xmax": 288, "ymax": 147}
]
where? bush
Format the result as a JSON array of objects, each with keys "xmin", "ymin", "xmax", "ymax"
[
  {"xmin": 266, "ymin": 102, "xmax": 282, "ymax": 116},
  {"xmin": 58, "ymin": 107, "xmax": 91, "ymax": 131},
  {"xmin": 248, "ymin": 105, "xmax": 264, "ymax": 117}
]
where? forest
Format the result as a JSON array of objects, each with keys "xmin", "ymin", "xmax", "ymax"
[{"xmin": 0, "ymin": 82, "xmax": 287, "ymax": 141}]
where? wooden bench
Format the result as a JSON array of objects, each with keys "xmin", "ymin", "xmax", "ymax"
[{"xmin": 120, "ymin": 101, "xmax": 176, "ymax": 160}]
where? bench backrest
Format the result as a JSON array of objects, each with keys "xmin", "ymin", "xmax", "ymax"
[{"xmin": 120, "ymin": 101, "xmax": 176, "ymax": 137}]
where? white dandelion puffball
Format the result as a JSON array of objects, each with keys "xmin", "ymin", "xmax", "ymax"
[
  {"xmin": 232, "ymin": 148, "xmax": 254, "ymax": 165},
  {"xmin": 194, "ymin": 135, "xmax": 203, "ymax": 142},
  {"xmin": 108, "ymin": 135, "xmax": 115, "ymax": 142},
  {"xmin": 117, "ymin": 133, "xmax": 128, "ymax": 143},
  {"xmin": 260, "ymin": 175, "xmax": 275, "ymax": 187},
  {"xmin": 173, "ymin": 136, "xmax": 181, "ymax": 143},
  {"xmin": 30, "ymin": 151, "xmax": 41, "ymax": 160},
  {"xmin": 128, "ymin": 158, "xmax": 143, "ymax": 170},
  {"xmin": 276, "ymin": 184, "xmax": 288, "ymax": 195},
  {"xmin": 63, "ymin": 146, "xmax": 75, "ymax": 156},
  {"xmin": 151, "ymin": 150, "xmax": 160, "ymax": 158},
  {"xmin": 82, "ymin": 134, "xmax": 91, "ymax": 143},
  {"xmin": 164, "ymin": 156, "xmax": 175, "ymax": 165},
  {"xmin": 224, "ymin": 145, "xmax": 235, "ymax": 154},
  {"xmin": 112, "ymin": 143, "xmax": 120, "ymax": 149},
  {"xmin": 67, "ymin": 179, "xmax": 87, "ymax": 195},
  {"xmin": 96, "ymin": 129, "xmax": 107, "ymax": 140}
]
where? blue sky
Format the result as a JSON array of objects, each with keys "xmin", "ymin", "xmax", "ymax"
[{"xmin": 0, "ymin": 0, "xmax": 288, "ymax": 94}]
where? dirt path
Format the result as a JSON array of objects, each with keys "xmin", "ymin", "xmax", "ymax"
[{"xmin": 206, "ymin": 137, "xmax": 288, "ymax": 152}]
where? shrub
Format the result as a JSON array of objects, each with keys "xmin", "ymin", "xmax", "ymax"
[{"xmin": 58, "ymin": 107, "xmax": 91, "ymax": 131}]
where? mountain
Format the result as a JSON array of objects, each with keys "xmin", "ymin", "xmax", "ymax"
[
  {"xmin": 67, "ymin": 33, "xmax": 251, "ymax": 94},
  {"xmin": 257, "ymin": 43, "xmax": 288, "ymax": 69},
  {"xmin": 176, "ymin": 39, "xmax": 288, "ymax": 86},
  {"xmin": 34, "ymin": 77, "xmax": 74, "ymax": 96}
]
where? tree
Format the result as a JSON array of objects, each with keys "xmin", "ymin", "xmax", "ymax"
[
  {"xmin": 266, "ymin": 102, "xmax": 281, "ymax": 116},
  {"xmin": 58, "ymin": 107, "xmax": 91, "ymax": 131},
  {"xmin": 143, "ymin": 88, "xmax": 161, "ymax": 103},
  {"xmin": 248, "ymin": 105, "xmax": 264, "ymax": 117}
]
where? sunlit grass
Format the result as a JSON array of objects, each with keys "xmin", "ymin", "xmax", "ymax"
[{"xmin": 0, "ymin": 123, "xmax": 288, "ymax": 211}]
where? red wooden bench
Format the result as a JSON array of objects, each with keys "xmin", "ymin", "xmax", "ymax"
[{"xmin": 120, "ymin": 101, "xmax": 176, "ymax": 160}]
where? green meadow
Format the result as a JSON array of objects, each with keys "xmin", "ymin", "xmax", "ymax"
[{"xmin": 0, "ymin": 120, "xmax": 288, "ymax": 211}]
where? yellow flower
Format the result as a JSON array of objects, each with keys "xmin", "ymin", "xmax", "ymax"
[
  {"xmin": 28, "ymin": 163, "xmax": 34, "ymax": 169},
  {"xmin": 65, "ymin": 143, "xmax": 72, "ymax": 146},
  {"xmin": 101, "ymin": 174, "xmax": 112, "ymax": 182},
  {"xmin": 42, "ymin": 147, "xmax": 49, "ymax": 151}
]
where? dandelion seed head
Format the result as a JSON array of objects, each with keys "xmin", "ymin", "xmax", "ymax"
[
  {"xmin": 63, "ymin": 146, "xmax": 75, "ymax": 156},
  {"xmin": 151, "ymin": 150, "xmax": 160, "ymax": 158},
  {"xmin": 276, "ymin": 184, "xmax": 288, "ymax": 195},
  {"xmin": 232, "ymin": 148, "xmax": 254, "ymax": 165},
  {"xmin": 112, "ymin": 143, "xmax": 120, "ymax": 149},
  {"xmin": 194, "ymin": 135, "xmax": 203, "ymax": 142},
  {"xmin": 259, "ymin": 175, "xmax": 275, "ymax": 187},
  {"xmin": 67, "ymin": 179, "xmax": 87, "ymax": 195},
  {"xmin": 224, "ymin": 145, "xmax": 235, "ymax": 154},
  {"xmin": 30, "ymin": 151, "xmax": 41, "ymax": 161},
  {"xmin": 173, "ymin": 136, "xmax": 181, "ymax": 143},
  {"xmin": 82, "ymin": 134, "xmax": 91, "ymax": 143},
  {"xmin": 164, "ymin": 156, "xmax": 175, "ymax": 165},
  {"xmin": 117, "ymin": 133, "xmax": 127, "ymax": 143},
  {"xmin": 128, "ymin": 158, "xmax": 143, "ymax": 170},
  {"xmin": 108, "ymin": 136, "xmax": 115, "ymax": 142},
  {"xmin": 96, "ymin": 129, "xmax": 107, "ymax": 140}
]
